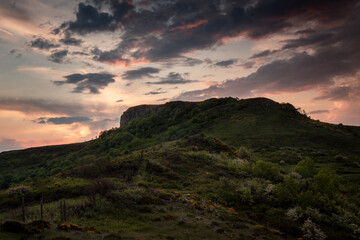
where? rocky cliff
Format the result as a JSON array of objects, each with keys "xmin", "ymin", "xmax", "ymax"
[{"xmin": 120, "ymin": 104, "xmax": 165, "ymax": 127}]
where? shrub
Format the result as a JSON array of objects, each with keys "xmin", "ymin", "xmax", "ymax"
[
  {"xmin": 275, "ymin": 177, "xmax": 300, "ymax": 207},
  {"xmin": 300, "ymin": 218, "xmax": 326, "ymax": 240},
  {"xmin": 252, "ymin": 160, "xmax": 280, "ymax": 181},
  {"xmin": 106, "ymin": 188, "xmax": 145, "ymax": 209},
  {"xmin": 294, "ymin": 157, "xmax": 317, "ymax": 178},
  {"xmin": 85, "ymin": 178, "xmax": 116, "ymax": 202},
  {"xmin": 237, "ymin": 146, "xmax": 256, "ymax": 162},
  {"xmin": 286, "ymin": 207, "xmax": 303, "ymax": 221},
  {"xmin": 312, "ymin": 169, "xmax": 339, "ymax": 198}
]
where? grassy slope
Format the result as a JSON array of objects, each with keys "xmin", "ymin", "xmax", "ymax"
[
  {"xmin": 1, "ymin": 97, "xmax": 359, "ymax": 186},
  {"xmin": 0, "ymin": 97, "xmax": 360, "ymax": 239}
]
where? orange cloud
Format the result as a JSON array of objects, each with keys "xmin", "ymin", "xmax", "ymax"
[{"xmin": 172, "ymin": 19, "xmax": 208, "ymax": 31}]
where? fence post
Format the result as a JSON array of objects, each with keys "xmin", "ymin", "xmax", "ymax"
[
  {"xmin": 63, "ymin": 200, "xmax": 67, "ymax": 222},
  {"xmin": 21, "ymin": 196, "xmax": 25, "ymax": 223},
  {"xmin": 40, "ymin": 195, "xmax": 43, "ymax": 221},
  {"xmin": 60, "ymin": 200, "xmax": 63, "ymax": 222}
]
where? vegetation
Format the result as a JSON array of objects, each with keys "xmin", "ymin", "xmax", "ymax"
[{"xmin": 0, "ymin": 97, "xmax": 359, "ymax": 239}]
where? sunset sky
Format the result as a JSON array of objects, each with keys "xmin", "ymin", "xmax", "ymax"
[{"xmin": 0, "ymin": 0, "xmax": 360, "ymax": 152}]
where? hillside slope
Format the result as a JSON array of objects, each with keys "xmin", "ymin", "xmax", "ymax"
[
  {"xmin": 0, "ymin": 97, "xmax": 360, "ymax": 240},
  {"xmin": 1, "ymin": 97, "xmax": 360, "ymax": 188}
]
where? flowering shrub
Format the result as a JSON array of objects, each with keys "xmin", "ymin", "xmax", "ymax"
[
  {"xmin": 300, "ymin": 219, "xmax": 326, "ymax": 240},
  {"xmin": 286, "ymin": 207, "xmax": 303, "ymax": 221}
]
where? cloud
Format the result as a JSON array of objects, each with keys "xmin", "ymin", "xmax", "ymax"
[
  {"xmin": 250, "ymin": 50, "xmax": 280, "ymax": 59},
  {"xmin": 55, "ymin": 1, "xmax": 134, "ymax": 35},
  {"xmin": 0, "ymin": 138, "xmax": 23, "ymax": 153},
  {"xmin": 282, "ymin": 33, "xmax": 334, "ymax": 50},
  {"xmin": 9, "ymin": 49, "xmax": 22, "ymax": 58},
  {"xmin": 121, "ymin": 67, "xmax": 160, "ymax": 80},
  {"xmin": 48, "ymin": 50, "xmax": 68, "ymax": 63},
  {"xmin": 144, "ymin": 90, "xmax": 167, "ymax": 95},
  {"xmin": 175, "ymin": 43, "xmax": 360, "ymax": 101},
  {"xmin": 0, "ymin": 2, "xmax": 31, "ymax": 22},
  {"xmin": 157, "ymin": 98, "xmax": 168, "ymax": 102},
  {"xmin": 147, "ymin": 72, "xmax": 198, "ymax": 85},
  {"xmin": 73, "ymin": 0, "xmax": 358, "ymax": 64},
  {"xmin": 116, "ymin": 99, "xmax": 123, "ymax": 102},
  {"xmin": 33, "ymin": 116, "xmax": 91, "ymax": 125},
  {"xmin": 59, "ymin": 34, "xmax": 83, "ymax": 46},
  {"xmin": 72, "ymin": 51, "xmax": 89, "ymax": 56},
  {"xmin": 54, "ymin": 72, "xmax": 116, "ymax": 94},
  {"xmin": 314, "ymin": 86, "xmax": 360, "ymax": 101},
  {"xmin": 175, "ymin": 6, "xmax": 360, "ymax": 101},
  {"xmin": 182, "ymin": 57, "xmax": 203, "ymax": 67},
  {"xmin": 214, "ymin": 59, "xmax": 237, "ymax": 67},
  {"xmin": 308, "ymin": 110, "xmax": 329, "ymax": 114},
  {"xmin": 0, "ymin": 97, "xmax": 107, "ymax": 116},
  {"xmin": 29, "ymin": 38, "xmax": 60, "ymax": 50}
]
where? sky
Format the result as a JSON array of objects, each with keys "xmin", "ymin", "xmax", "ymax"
[{"xmin": 0, "ymin": 0, "xmax": 360, "ymax": 152}]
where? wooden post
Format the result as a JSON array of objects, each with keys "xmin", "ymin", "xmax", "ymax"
[
  {"xmin": 63, "ymin": 200, "xmax": 67, "ymax": 222},
  {"xmin": 21, "ymin": 196, "xmax": 25, "ymax": 223},
  {"xmin": 40, "ymin": 195, "xmax": 43, "ymax": 221},
  {"xmin": 60, "ymin": 201, "xmax": 63, "ymax": 222}
]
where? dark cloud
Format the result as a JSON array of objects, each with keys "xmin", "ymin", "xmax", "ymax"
[
  {"xmin": 76, "ymin": 0, "xmax": 358, "ymax": 64},
  {"xmin": 72, "ymin": 51, "xmax": 89, "ymax": 56},
  {"xmin": 29, "ymin": 38, "xmax": 60, "ymax": 50},
  {"xmin": 116, "ymin": 99, "xmax": 123, "ymax": 102},
  {"xmin": 54, "ymin": 72, "xmax": 116, "ymax": 94},
  {"xmin": 157, "ymin": 98, "xmax": 168, "ymax": 101},
  {"xmin": 147, "ymin": 72, "xmax": 198, "ymax": 85},
  {"xmin": 250, "ymin": 50, "xmax": 279, "ymax": 59},
  {"xmin": 0, "ymin": 138, "xmax": 23, "ymax": 153},
  {"xmin": 48, "ymin": 50, "xmax": 68, "ymax": 63},
  {"xmin": 55, "ymin": 1, "xmax": 134, "ymax": 35},
  {"xmin": 308, "ymin": 110, "xmax": 329, "ymax": 114},
  {"xmin": 144, "ymin": 90, "xmax": 166, "ymax": 95},
  {"xmin": 314, "ymin": 86, "xmax": 360, "ymax": 101},
  {"xmin": 9, "ymin": 49, "xmax": 22, "ymax": 58},
  {"xmin": 182, "ymin": 57, "xmax": 203, "ymax": 67},
  {"xmin": 282, "ymin": 33, "xmax": 334, "ymax": 50},
  {"xmin": 121, "ymin": 67, "xmax": 160, "ymax": 80},
  {"xmin": 175, "ymin": 4, "xmax": 360, "ymax": 101},
  {"xmin": 241, "ymin": 61, "xmax": 255, "ymax": 69},
  {"xmin": 214, "ymin": 59, "xmax": 237, "ymax": 67},
  {"xmin": 176, "ymin": 43, "xmax": 360, "ymax": 100},
  {"xmin": 60, "ymin": 34, "xmax": 83, "ymax": 46},
  {"xmin": 295, "ymin": 29, "xmax": 316, "ymax": 35},
  {"xmin": 33, "ymin": 116, "xmax": 91, "ymax": 125}
]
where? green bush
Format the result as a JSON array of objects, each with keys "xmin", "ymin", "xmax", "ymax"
[
  {"xmin": 237, "ymin": 146, "xmax": 256, "ymax": 162},
  {"xmin": 312, "ymin": 169, "xmax": 339, "ymax": 198},
  {"xmin": 275, "ymin": 177, "xmax": 300, "ymax": 207},
  {"xmin": 294, "ymin": 157, "xmax": 317, "ymax": 178},
  {"xmin": 252, "ymin": 160, "xmax": 280, "ymax": 181}
]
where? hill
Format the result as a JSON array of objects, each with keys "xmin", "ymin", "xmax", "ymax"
[{"xmin": 0, "ymin": 97, "xmax": 360, "ymax": 240}]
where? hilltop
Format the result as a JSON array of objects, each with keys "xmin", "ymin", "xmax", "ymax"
[{"xmin": 0, "ymin": 97, "xmax": 360, "ymax": 240}]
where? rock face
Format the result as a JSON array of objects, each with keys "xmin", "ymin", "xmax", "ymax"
[
  {"xmin": 119, "ymin": 97, "xmax": 299, "ymax": 127},
  {"xmin": 120, "ymin": 104, "xmax": 165, "ymax": 127}
]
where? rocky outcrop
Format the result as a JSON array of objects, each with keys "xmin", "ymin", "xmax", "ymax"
[
  {"xmin": 120, "ymin": 104, "xmax": 165, "ymax": 127},
  {"xmin": 119, "ymin": 97, "xmax": 299, "ymax": 127}
]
